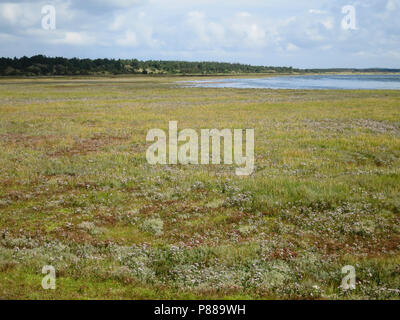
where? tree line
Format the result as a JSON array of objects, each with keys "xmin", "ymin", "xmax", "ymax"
[
  {"xmin": 0, "ymin": 55, "xmax": 398, "ymax": 76},
  {"xmin": 0, "ymin": 55, "xmax": 297, "ymax": 76}
]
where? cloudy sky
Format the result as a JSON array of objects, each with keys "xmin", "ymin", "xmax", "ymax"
[{"xmin": 0, "ymin": 0, "xmax": 399, "ymax": 68}]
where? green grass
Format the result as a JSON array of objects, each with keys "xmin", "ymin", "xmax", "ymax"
[{"xmin": 0, "ymin": 76, "xmax": 399, "ymax": 299}]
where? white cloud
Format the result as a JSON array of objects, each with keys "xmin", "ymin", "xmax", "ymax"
[
  {"xmin": 286, "ymin": 43, "xmax": 299, "ymax": 52},
  {"xmin": 386, "ymin": 0, "xmax": 398, "ymax": 11},
  {"xmin": 1, "ymin": 3, "xmax": 19, "ymax": 25},
  {"xmin": 321, "ymin": 18, "xmax": 334, "ymax": 30},
  {"xmin": 0, "ymin": 3, "xmax": 39, "ymax": 27},
  {"xmin": 54, "ymin": 32, "xmax": 95, "ymax": 45},
  {"xmin": 245, "ymin": 24, "xmax": 266, "ymax": 44},
  {"xmin": 185, "ymin": 11, "xmax": 268, "ymax": 49},
  {"xmin": 109, "ymin": 14, "xmax": 126, "ymax": 31},
  {"xmin": 186, "ymin": 11, "xmax": 210, "ymax": 43},
  {"xmin": 116, "ymin": 31, "xmax": 138, "ymax": 47},
  {"xmin": 309, "ymin": 9, "xmax": 327, "ymax": 14}
]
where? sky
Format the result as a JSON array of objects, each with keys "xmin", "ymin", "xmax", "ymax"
[{"xmin": 0, "ymin": 0, "xmax": 399, "ymax": 68}]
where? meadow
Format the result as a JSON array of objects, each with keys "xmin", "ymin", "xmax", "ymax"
[{"xmin": 0, "ymin": 76, "xmax": 399, "ymax": 299}]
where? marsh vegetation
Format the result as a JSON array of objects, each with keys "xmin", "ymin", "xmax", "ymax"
[{"xmin": 0, "ymin": 76, "xmax": 399, "ymax": 299}]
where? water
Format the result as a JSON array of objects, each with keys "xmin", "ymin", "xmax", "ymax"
[{"xmin": 184, "ymin": 74, "xmax": 400, "ymax": 90}]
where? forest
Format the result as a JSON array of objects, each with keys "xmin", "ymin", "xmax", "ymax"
[
  {"xmin": 2, "ymin": 55, "xmax": 398, "ymax": 76},
  {"xmin": 0, "ymin": 55, "xmax": 295, "ymax": 76}
]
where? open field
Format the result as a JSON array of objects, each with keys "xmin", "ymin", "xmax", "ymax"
[{"xmin": 0, "ymin": 76, "xmax": 399, "ymax": 299}]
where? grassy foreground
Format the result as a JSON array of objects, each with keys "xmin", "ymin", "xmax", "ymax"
[{"xmin": 0, "ymin": 76, "xmax": 399, "ymax": 300}]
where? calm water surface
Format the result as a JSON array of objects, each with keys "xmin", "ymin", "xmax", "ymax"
[{"xmin": 184, "ymin": 75, "xmax": 400, "ymax": 90}]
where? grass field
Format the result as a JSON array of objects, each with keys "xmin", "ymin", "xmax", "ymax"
[{"xmin": 0, "ymin": 76, "xmax": 399, "ymax": 299}]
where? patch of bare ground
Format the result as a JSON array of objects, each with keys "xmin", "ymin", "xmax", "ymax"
[
  {"xmin": 54, "ymin": 229, "xmax": 95, "ymax": 243},
  {"xmin": 0, "ymin": 133, "xmax": 59, "ymax": 148},
  {"xmin": 48, "ymin": 134, "xmax": 130, "ymax": 157},
  {"xmin": 269, "ymin": 247, "xmax": 299, "ymax": 261},
  {"xmin": 313, "ymin": 234, "xmax": 400, "ymax": 256}
]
